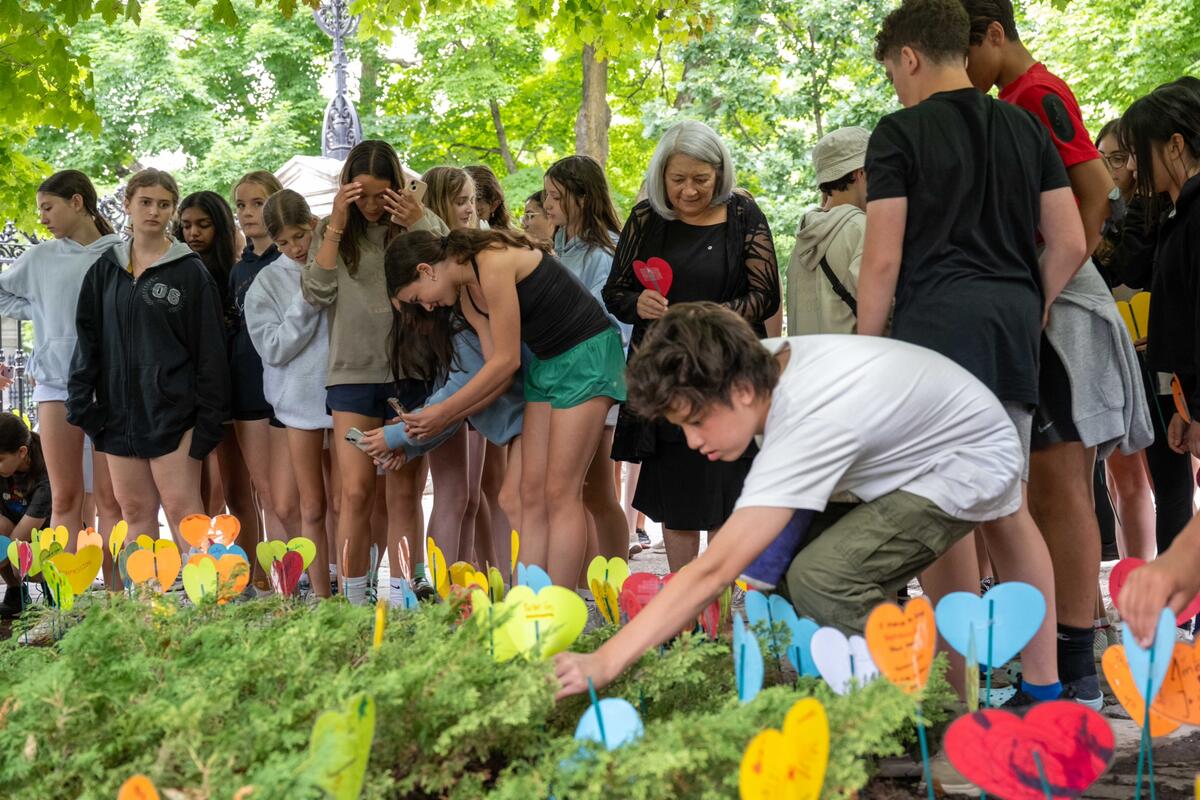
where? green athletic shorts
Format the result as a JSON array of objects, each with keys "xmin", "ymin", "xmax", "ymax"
[{"xmin": 524, "ymin": 327, "xmax": 628, "ymax": 409}]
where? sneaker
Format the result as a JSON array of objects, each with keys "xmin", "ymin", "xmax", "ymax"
[
  {"xmin": 636, "ymin": 528, "xmax": 651, "ymax": 549},
  {"xmin": 0, "ymin": 584, "xmax": 32, "ymax": 619},
  {"xmin": 979, "ymin": 576, "xmax": 995, "ymax": 595},
  {"xmin": 997, "ymin": 686, "xmax": 1041, "ymax": 710},
  {"xmin": 1063, "ymin": 674, "xmax": 1105, "ymax": 711},
  {"xmin": 1093, "ymin": 625, "xmax": 1119, "ymax": 661},
  {"xmin": 930, "ymin": 748, "xmax": 980, "ymax": 797},
  {"xmin": 628, "ymin": 542, "xmax": 644, "ymax": 558},
  {"xmin": 651, "ymin": 539, "xmax": 667, "ymax": 554},
  {"xmin": 411, "ymin": 574, "xmax": 437, "ymax": 602}
]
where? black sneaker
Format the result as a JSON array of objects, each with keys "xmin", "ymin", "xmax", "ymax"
[
  {"xmin": 636, "ymin": 528, "xmax": 651, "ymax": 548},
  {"xmin": 997, "ymin": 686, "xmax": 1041, "ymax": 710},
  {"xmin": 0, "ymin": 584, "xmax": 33, "ymax": 619},
  {"xmin": 1063, "ymin": 674, "xmax": 1104, "ymax": 711},
  {"xmin": 411, "ymin": 575, "xmax": 437, "ymax": 602}
]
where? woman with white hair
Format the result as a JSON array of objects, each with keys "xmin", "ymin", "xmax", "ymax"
[{"xmin": 602, "ymin": 119, "xmax": 780, "ymax": 570}]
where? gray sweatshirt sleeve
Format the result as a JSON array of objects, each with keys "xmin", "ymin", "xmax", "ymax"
[
  {"xmin": 0, "ymin": 249, "xmax": 36, "ymax": 320},
  {"xmin": 301, "ymin": 222, "xmax": 339, "ymax": 307},
  {"xmin": 245, "ymin": 272, "xmax": 321, "ymax": 368}
]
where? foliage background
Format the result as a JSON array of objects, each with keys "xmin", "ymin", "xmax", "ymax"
[{"xmin": 4, "ymin": 0, "xmax": 1199, "ymax": 256}]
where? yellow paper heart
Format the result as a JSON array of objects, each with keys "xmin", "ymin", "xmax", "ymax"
[
  {"xmin": 510, "ymin": 529, "xmax": 519, "ymax": 577},
  {"xmin": 42, "ymin": 560, "xmax": 75, "ymax": 612},
  {"xmin": 470, "ymin": 590, "xmax": 520, "ymax": 662},
  {"xmin": 77, "ymin": 527, "xmax": 103, "ymax": 551},
  {"xmin": 500, "ymin": 585, "xmax": 587, "ymax": 661},
  {"xmin": 305, "ymin": 694, "xmax": 375, "ymax": 800},
  {"xmin": 739, "ymin": 697, "xmax": 829, "ymax": 799},
  {"xmin": 108, "ymin": 520, "xmax": 129, "ymax": 560},
  {"xmin": 136, "ymin": 534, "xmax": 156, "ymax": 551},
  {"xmin": 590, "ymin": 578, "xmax": 621, "ymax": 626},
  {"xmin": 586, "ymin": 555, "xmax": 631, "ymax": 594},
  {"xmin": 183, "ymin": 559, "xmax": 218, "ymax": 604},
  {"xmin": 48, "ymin": 546, "xmax": 103, "ymax": 595},
  {"xmin": 427, "ymin": 537, "xmax": 448, "ymax": 600},
  {"xmin": 38, "ymin": 525, "xmax": 69, "ymax": 554}
]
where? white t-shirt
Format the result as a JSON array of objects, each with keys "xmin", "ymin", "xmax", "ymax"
[{"xmin": 735, "ymin": 336, "xmax": 1022, "ymax": 522}]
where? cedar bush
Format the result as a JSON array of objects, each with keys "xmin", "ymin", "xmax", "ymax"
[{"xmin": 0, "ymin": 596, "xmax": 952, "ymax": 799}]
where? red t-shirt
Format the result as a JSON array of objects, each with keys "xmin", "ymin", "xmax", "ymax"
[{"xmin": 999, "ymin": 63, "xmax": 1100, "ymax": 170}]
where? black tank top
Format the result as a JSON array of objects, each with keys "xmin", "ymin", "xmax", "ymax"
[{"xmin": 468, "ymin": 250, "xmax": 613, "ymax": 359}]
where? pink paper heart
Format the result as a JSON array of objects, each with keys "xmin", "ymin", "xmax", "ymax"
[{"xmin": 1109, "ymin": 557, "xmax": 1200, "ymax": 626}]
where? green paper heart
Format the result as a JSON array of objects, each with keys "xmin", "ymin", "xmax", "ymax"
[
  {"xmin": 286, "ymin": 537, "xmax": 317, "ymax": 570},
  {"xmin": 306, "ymin": 693, "xmax": 375, "ymax": 800},
  {"xmin": 255, "ymin": 540, "xmax": 287, "ymax": 573},
  {"xmin": 182, "ymin": 558, "xmax": 218, "ymax": 605}
]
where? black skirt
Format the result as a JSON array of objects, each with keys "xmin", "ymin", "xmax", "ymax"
[{"xmin": 631, "ymin": 432, "xmax": 756, "ymax": 532}]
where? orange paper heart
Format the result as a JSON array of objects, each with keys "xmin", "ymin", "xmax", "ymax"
[
  {"xmin": 865, "ymin": 596, "xmax": 935, "ymax": 695},
  {"xmin": 77, "ymin": 527, "xmax": 103, "ymax": 551},
  {"xmin": 126, "ymin": 544, "xmax": 182, "ymax": 592},
  {"xmin": 216, "ymin": 554, "xmax": 249, "ymax": 602},
  {"xmin": 178, "ymin": 514, "xmax": 241, "ymax": 549},
  {"xmin": 179, "ymin": 515, "xmax": 211, "ymax": 548},
  {"xmin": 1101, "ymin": 645, "xmax": 1182, "ymax": 736},
  {"xmin": 118, "ymin": 774, "xmax": 160, "ymax": 800},
  {"xmin": 1156, "ymin": 641, "xmax": 1200, "ymax": 726}
]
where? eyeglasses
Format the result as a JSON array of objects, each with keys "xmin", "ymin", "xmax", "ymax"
[{"xmin": 1103, "ymin": 152, "xmax": 1131, "ymax": 169}]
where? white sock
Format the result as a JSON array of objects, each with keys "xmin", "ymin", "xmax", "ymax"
[
  {"xmin": 389, "ymin": 577, "xmax": 408, "ymax": 607},
  {"xmin": 344, "ymin": 575, "xmax": 368, "ymax": 606}
]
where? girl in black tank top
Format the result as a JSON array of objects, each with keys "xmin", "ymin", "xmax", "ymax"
[{"xmin": 385, "ymin": 227, "xmax": 626, "ymax": 588}]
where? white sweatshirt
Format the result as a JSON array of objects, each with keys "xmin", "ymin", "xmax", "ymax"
[
  {"xmin": 0, "ymin": 234, "xmax": 123, "ymax": 392},
  {"xmin": 243, "ymin": 254, "xmax": 332, "ymax": 430}
]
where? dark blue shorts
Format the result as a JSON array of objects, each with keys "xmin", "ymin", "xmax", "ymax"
[{"xmin": 325, "ymin": 379, "xmax": 434, "ymax": 420}]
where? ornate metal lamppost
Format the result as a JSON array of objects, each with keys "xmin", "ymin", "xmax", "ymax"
[{"xmin": 315, "ymin": 0, "xmax": 363, "ymax": 159}]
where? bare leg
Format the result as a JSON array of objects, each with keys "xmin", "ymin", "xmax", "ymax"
[
  {"xmin": 288, "ymin": 427, "xmax": 331, "ymax": 598},
  {"xmin": 426, "ymin": 426, "xmax": 470, "ymax": 563},
  {"xmin": 1106, "ymin": 450, "xmax": 1157, "ymax": 560},
  {"xmin": 919, "ymin": 533, "xmax": 979, "ymax": 699},
  {"xmin": 518, "ymin": 403, "xmax": 552, "ymax": 569},
  {"xmin": 200, "ymin": 451, "xmax": 225, "ymax": 516},
  {"xmin": 215, "ymin": 430, "xmax": 264, "ymax": 585},
  {"xmin": 543, "ymin": 398, "xmax": 611, "ymax": 586},
  {"xmin": 475, "ymin": 440, "xmax": 506, "ymax": 571},
  {"xmin": 664, "ymin": 529, "xmax": 701, "ymax": 573},
  {"xmin": 106, "ymin": 456, "xmax": 163, "ymax": 543},
  {"xmin": 332, "ymin": 411, "xmax": 382, "ymax": 577},
  {"xmin": 235, "ymin": 418, "xmax": 287, "ymax": 542},
  {"xmin": 582, "ymin": 426, "xmax": 627, "ymax": 561},
  {"xmin": 386, "ymin": 456, "xmax": 427, "ymax": 578},
  {"xmin": 496, "ymin": 437, "xmax": 522, "ymax": 581},
  {"xmin": 461, "ymin": 429, "xmax": 485, "ymax": 560},
  {"xmin": 147, "ymin": 430, "xmax": 205, "ymax": 540},
  {"xmin": 91, "ymin": 450, "xmax": 125, "ymax": 591},
  {"xmin": 267, "ymin": 425, "xmax": 301, "ymax": 539},
  {"xmin": 37, "ymin": 402, "xmax": 85, "ymax": 543}
]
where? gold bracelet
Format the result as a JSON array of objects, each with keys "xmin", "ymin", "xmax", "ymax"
[{"xmin": 325, "ymin": 223, "xmax": 344, "ymax": 237}]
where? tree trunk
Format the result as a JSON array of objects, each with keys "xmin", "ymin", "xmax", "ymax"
[
  {"xmin": 489, "ymin": 99, "xmax": 518, "ymax": 174},
  {"xmin": 575, "ymin": 44, "xmax": 610, "ymax": 166}
]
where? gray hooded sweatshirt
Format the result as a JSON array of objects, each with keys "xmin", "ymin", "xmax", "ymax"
[
  {"xmin": 785, "ymin": 204, "xmax": 865, "ymax": 335},
  {"xmin": 0, "ymin": 234, "xmax": 123, "ymax": 393}
]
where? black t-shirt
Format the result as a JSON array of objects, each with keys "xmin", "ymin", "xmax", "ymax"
[
  {"xmin": 1, "ymin": 467, "xmax": 51, "ymax": 526},
  {"xmin": 866, "ymin": 88, "xmax": 1070, "ymax": 405}
]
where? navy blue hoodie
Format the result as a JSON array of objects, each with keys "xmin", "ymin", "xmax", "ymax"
[{"xmin": 67, "ymin": 240, "xmax": 231, "ymax": 460}]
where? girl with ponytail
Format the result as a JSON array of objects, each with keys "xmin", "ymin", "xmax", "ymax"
[{"xmin": 0, "ymin": 170, "xmax": 123, "ymax": 578}]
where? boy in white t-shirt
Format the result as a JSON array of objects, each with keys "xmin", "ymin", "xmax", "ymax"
[{"xmin": 554, "ymin": 302, "xmax": 1024, "ymax": 699}]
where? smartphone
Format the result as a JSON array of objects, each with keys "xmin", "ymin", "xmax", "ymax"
[
  {"xmin": 344, "ymin": 427, "xmax": 372, "ymax": 453},
  {"xmin": 404, "ymin": 177, "xmax": 428, "ymax": 204},
  {"xmin": 387, "ymin": 397, "xmax": 407, "ymax": 417},
  {"xmin": 0, "ymin": 364, "xmax": 11, "ymax": 380}
]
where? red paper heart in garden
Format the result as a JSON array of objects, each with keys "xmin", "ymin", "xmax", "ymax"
[
  {"xmin": 271, "ymin": 550, "xmax": 304, "ymax": 596},
  {"xmin": 1109, "ymin": 557, "xmax": 1200, "ymax": 626},
  {"xmin": 943, "ymin": 701, "xmax": 1114, "ymax": 799},
  {"xmin": 619, "ymin": 572, "xmax": 670, "ymax": 621},
  {"xmin": 632, "ymin": 257, "xmax": 673, "ymax": 296},
  {"xmin": 16, "ymin": 541, "xmax": 32, "ymax": 578}
]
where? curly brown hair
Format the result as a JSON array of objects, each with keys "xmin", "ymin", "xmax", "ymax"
[
  {"xmin": 874, "ymin": 0, "xmax": 971, "ymax": 64},
  {"xmin": 625, "ymin": 302, "xmax": 780, "ymax": 421}
]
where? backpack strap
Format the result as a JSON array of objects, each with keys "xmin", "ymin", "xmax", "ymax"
[{"xmin": 818, "ymin": 255, "xmax": 857, "ymax": 316}]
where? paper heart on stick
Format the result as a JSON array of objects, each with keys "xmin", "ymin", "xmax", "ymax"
[
  {"xmin": 619, "ymin": 572, "xmax": 668, "ymax": 621},
  {"xmin": 936, "ymin": 581, "xmax": 1045, "ymax": 668},
  {"xmin": 117, "ymin": 774, "xmax": 160, "ymax": 800},
  {"xmin": 118, "ymin": 541, "xmax": 139, "ymax": 589},
  {"xmin": 306, "ymin": 693, "xmax": 375, "ymax": 800},
  {"xmin": 487, "ymin": 566, "xmax": 505, "ymax": 602},
  {"xmin": 745, "ymin": 590, "xmax": 799, "ymax": 662},
  {"xmin": 182, "ymin": 558, "xmax": 218, "ymax": 604},
  {"xmin": 1101, "ymin": 645, "xmax": 1183, "ymax": 736},
  {"xmin": 108, "ymin": 520, "xmax": 129, "ymax": 560},
  {"xmin": 207, "ymin": 542, "xmax": 249, "ymax": 564},
  {"xmin": 785, "ymin": 616, "xmax": 821, "ymax": 678},
  {"xmin": 118, "ymin": 774, "xmax": 160, "ymax": 800},
  {"xmin": 42, "ymin": 560, "xmax": 75, "ymax": 611},
  {"xmin": 476, "ymin": 584, "xmax": 586, "ymax": 661},
  {"xmin": 1153, "ymin": 641, "xmax": 1200, "ymax": 726},
  {"xmin": 6, "ymin": 540, "xmax": 31, "ymax": 579},
  {"xmin": 733, "ymin": 612, "xmax": 765, "ymax": 703},
  {"xmin": 575, "ymin": 696, "xmax": 644, "ymax": 751},
  {"xmin": 739, "ymin": 697, "xmax": 829, "ymax": 800},
  {"xmin": 188, "ymin": 552, "xmax": 217, "ymax": 568},
  {"xmin": 256, "ymin": 540, "xmax": 287, "ymax": 572},
  {"xmin": 1124, "ymin": 608, "xmax": 1177, "ymax": 703},
  {"xmin": 590, "ymin": 578, "xmax": 621, "ymax": 626},
  {"xmin": 586, "ymin": 555, "xmax": 630, "ymax": 594},
  {"xmin": 179, "ymin": 513, "xmax": 240, "ymax": 549},
  {"xmin": 632, "ymin": 256, "xmax": 673, "ymax": 296},
  {"xmin": 516, "ymin": 562, "xmax": 552, "ymax": 592},
  {"xmin": 811, "ymin": 627, "xmax": 879, "ymax": 694},
  {"xmin": 286, "ymin": 537, "xmax": 317, "ymax": 570},
  {"xmin": 48, "ymin": 546, "xmax": 103, "ymax": 595},
  {"xmin": 126, "ymin": 548, "xmax": 176, "ymax": 591},
  {"xmin": 865, "ymin": 596, "xmax": 936, "ymax": 695},
  {"xmin": 136, "ymin": 534, "xmax": 156, "ymax": 551},
  {"xmin": 77, "ymin": 527, "xmax": 103, "ymax": 551},
  {"xmin": 217, "ymin": 554, "xmax": 250, "ymax": 601},
  {"xmin": 943, "ymin": 701, "xmax": 1114, "ymax": 800},
  {"xmin": 426, "ymin": 537, "xmax": 449, "ymax": 599},
  {"xmin": 0, "ymin": 534, "xmax": 10, "ymax": 567},
  {"xmin": 450, "ymin": 561, "xmax": 487, "ymax": 591},
  {"xmin": 271, "ymin": 550, "xmax": 304, "ymax": 596},
  {"xmin": 1110, "ymin": 557, "xmax": 1200, "ymax": 626},
  {"xmin": 37, "ymin": 525, "xmax": 69, "ymax": 554}
]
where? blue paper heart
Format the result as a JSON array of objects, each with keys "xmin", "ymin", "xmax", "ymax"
[
  {"xmin": 0, "ymin": 535, "xmax": 11, "ymax": 566},
  {"xmin": 786, "ymin": 616, "xmax": 821, "ymax": 677},
  {"xmin": 935, "ymin": 581, "xmax": 1045, "ymax": 668},
  {"xmin": 400, "ymin": 580, "xmax": 418, "ymax": 610},
  {"xmin": 516, "ymin": 562, "xmax": 552, "ymax": 592},
  {"xmin": 745, "ymin": 590, "xmax": 804, "ymax": 665},
  {"xmin": 574, "ymin": 697, "xmax": 644, "ymax": 750},
  {"xmin": 733, "ymin": 612, "xmax": 764, "ymax": 704},
  {"xmin": 1123, "ymin": 608, "xmax": 1175, "ymax": 703},
  {"xmin": 208, "ymin": 543, "xmax": 249, "ymax": 563}
]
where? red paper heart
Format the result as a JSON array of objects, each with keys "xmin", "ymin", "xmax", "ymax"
[
  {"xmin": 632, "ymin": 257, "xmax": 673, "ymax": 296},
  {"xmin": 1109, "ymin": 557, "xmax": 1200, "ymax": 626},
  {"xmin": 271, "ymin": 549, "xmax": 304, "ymax": 596},
  {"xmin": 619, "ymin": 572, "xmax": 669, "ymax": 621},
  {"xmin": 944, "ymin": 701, "xmax": 1114, "ymax": 799},
  {"xmin": 16, "ymin": 541, "xmax": 32, "ymax": 578}
]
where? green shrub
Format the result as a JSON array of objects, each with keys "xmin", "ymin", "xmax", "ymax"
[{"xmin": 0, "ymin": 596, "xmax": 952, "ymax": 799}]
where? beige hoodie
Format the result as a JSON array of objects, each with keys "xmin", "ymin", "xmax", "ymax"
[
  {"xmin": 302, "ymin": 208, "xmax": 449, "ymax": 386},
  {"xmin": 785, "ymin": 204, "xmax": 865, "ymax": 335}
]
